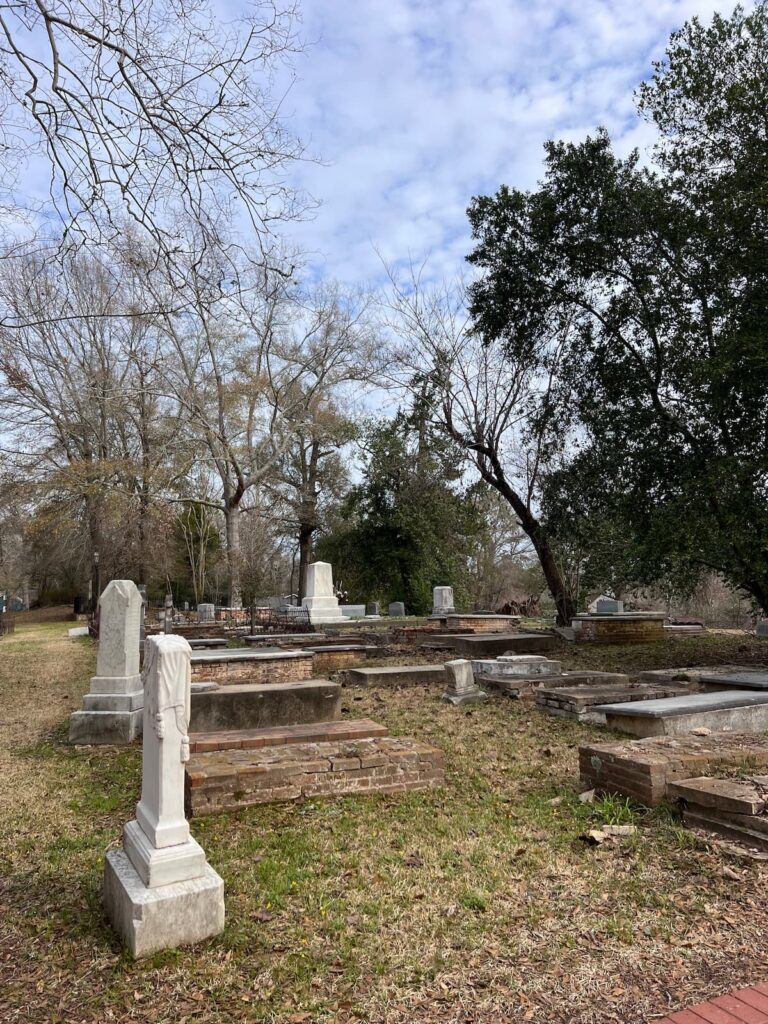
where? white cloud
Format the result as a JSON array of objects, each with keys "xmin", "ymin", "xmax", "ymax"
[{"xmin": 277, "ymin": 0, "xmax": 735, "ymax": 286}]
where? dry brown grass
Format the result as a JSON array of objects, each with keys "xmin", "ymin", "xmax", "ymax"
[{"xmin": 2, "ymin": 624, "xmax": 768, "ymax": 1023}]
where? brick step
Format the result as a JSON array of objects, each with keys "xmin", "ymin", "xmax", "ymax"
[
  {"xmin": 189, "ymin": 718, "xmax": 387, "ymax": 754},
  {"xmin": 185, "ymin": 733, "xmax": 444, "ymax": 816}
]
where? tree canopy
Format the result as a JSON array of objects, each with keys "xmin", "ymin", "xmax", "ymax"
[{"xmin": 466, "ymin": 2, "xmax": 768, "ymax": 611}]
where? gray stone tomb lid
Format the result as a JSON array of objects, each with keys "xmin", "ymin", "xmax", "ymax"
[
  {"xmin": 700, "ymin": 673, "xmax": 768, "ymax": 689},
  {"xmin": 595, "ymin": 690, "xmax": 768, "ymax": 717}
]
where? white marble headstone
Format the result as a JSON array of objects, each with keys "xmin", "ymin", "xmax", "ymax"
[
  {"xmin": 305, "ymin": 561, "xmax": 334, "ymax": 599},
  {"xmin": 432, "ymin": 586, "xmax": 455, "ymax": 615},
  {"xmin": 96, "ymin": 580, "xmax": 142, "ymax": 680}
]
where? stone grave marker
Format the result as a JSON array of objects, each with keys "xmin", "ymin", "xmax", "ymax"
[
  {"xmin": 441, "ymin": 659, "xmax": 488, "ymax": 706},
  {"xmin": 103, "ymin": 634, "xmax": 224, "ymax": 957},
  {"xmin": 432, "ymin": 586, "xmax": 455, "ymax": 615},
  {"xmin": 388, "ymin": 601, "xmax": 405, "ymax": 617},
  {"xmin": 366, "ymin": 601, "xmax": 380, "ymax": 616},
  {"xmin": 69, "ymin": 580, "xmax": 144, "ymax": 744},
  {"xmin": 197, "ymin": 602, "xmax": 215, "ymax": 622}
]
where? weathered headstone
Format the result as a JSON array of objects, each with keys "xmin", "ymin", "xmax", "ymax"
[
  {"xmin": 757, "ymin": 620, "xmax": 768, "ymax": 638},
  {"xmin": 366, "ymin": 601, "xmax": 380, "ymax": 616},
  {"xmin": 69, "ymin": 580, "xmax": 144, "ymax": 744},
  {"xmin": 197, "ymin": 603, "xmax": 215, "ymax": 622},
  {"xmin": 595, "ymin": 597, "xmax": 623, "ymax": 614},
  {"xmin": 442, "ymin": 659, "xmax": 488, "ymax": 706},
  {"xmin": 301, "ymin": 561, "xmax": 345, "ymax": 624},
  {"xmin": 432, "ymin": 586, "xmax": 455, "ymax": 615},
  {"xmin": 103, "ymin": 635, "xmax": 224, "ymax": 957},
  {"xmin": 388, "ymin": 601, "xmax": 406, "ymax": 617}
]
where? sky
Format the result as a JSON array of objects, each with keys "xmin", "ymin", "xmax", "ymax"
[{"xmin": 278, "ymin": 0, "xmax": 734, "ymax": 286}]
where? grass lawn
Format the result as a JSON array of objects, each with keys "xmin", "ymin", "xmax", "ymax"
[{"xmin": 3, "ymin": 621, "xmax": 768, "ymax": 1023}]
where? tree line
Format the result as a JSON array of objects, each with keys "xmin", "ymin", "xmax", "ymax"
[{"xmin": 0, "ymin": 3, "xmax": 765, "ymax": 621}]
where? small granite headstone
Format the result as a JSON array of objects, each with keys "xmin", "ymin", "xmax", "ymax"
[
  {"xmin": 757, "ymin": 620, "xmax": 768, "ymax": 638},
  {"xmin": 595, "ymin": 598, "xmax": 623, "ymax": 614},
  {"xmin": 366, "ymin": 601, "xmax": 380, "ymax": 616},
  {"xmin": 441, "ymin": 659, "xmax": 488, "ymax": 706}
]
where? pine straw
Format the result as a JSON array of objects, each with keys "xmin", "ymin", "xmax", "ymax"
[{"xmin": 2, "ymin": 624, "xmax": 768, "ymax": 1023}]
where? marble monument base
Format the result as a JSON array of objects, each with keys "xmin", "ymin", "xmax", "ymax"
[
  {"xmin": 104, "ymin": 848, "xmax": 224, "ymax": 958},
  {"xmin": 69, "ymin": 707, "xmax": 143, "ymax": 745},
  {"xmin": 441, "ymin": 688, "xmax": 488, "ymax": 706},
  {"xmin": 69, "ymin": 672, "xmax": 144, "ymax": 745},
  {"xmin": 300, "ymin": 596, "xmax": 347, "ymax": 625}
]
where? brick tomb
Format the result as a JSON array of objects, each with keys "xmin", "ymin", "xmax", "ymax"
[
  {"xmin": 579, "ymin": 733, "xmax": 768, "ymax": 806},
  {"xmin": 190, "ymin": 648, "xmax": 314, "ymax": 685},
  {"xmin": 185, "ymin": 719, "xmax": 444, "ymax": 815}
]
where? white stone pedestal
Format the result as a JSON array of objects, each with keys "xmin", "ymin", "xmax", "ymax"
[
  {"xmin": 301, "ymin": 561, "xmax": 347, "ymax": 625},
  {"xmin": 103, "ymin": 635, "xmax": 224, "ymax": 957},
  {"xmin": 441, "ymin": 659, "xmax": 488, "ymax": 706},
  {"xmin": 70, "ymin": 580, "xmax": 144, "ymax": 745},
  {"xmin": 104, "ymin": 850, "xmax": 223, "ymax": 959},
  {"xmin": 432, "ymin": 586, "xmax": 456, "ymax": 616}
]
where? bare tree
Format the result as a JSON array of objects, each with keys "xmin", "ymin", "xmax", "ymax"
[
  {"xmin": 0, "ymin": 0, "xmax": 306, "ymax": 321},
  {"xmin": 0, "ymin": 250, "xmax": 179, "ymax": 595},
  {"xmin": 385, "ymin": 267, "xmax": 577, "ymax": 625},
  {"xmin": 273, "ymin": 284, "xmax": 380, "ymax": 598}
]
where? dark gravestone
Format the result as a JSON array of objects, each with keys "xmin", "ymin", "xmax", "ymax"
[
  {"xmin": 366, "ymin": 601, "xmax": 380, "ymax": 616},
  {"xmin": 388, "ymin": 602, "xmax": 405, "ymax": 617}
]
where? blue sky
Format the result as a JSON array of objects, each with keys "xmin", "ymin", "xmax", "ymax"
[{"xmin": 278, "ymin": 0, "xmax": 734, "ymax": 286}]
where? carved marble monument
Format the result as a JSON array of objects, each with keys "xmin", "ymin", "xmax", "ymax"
[
  {"xmin": 103, "ymin": 635, "xmax": 224, "ymax": 957},
  {"xmin": 69, "ymin": 580, "xmax": 144, "ymax": 745},
  {"xmin": 441, "ymin": 659, "xmax": 488, "ymax": 706},
  {"xmin": 300, "ymin": 562, "xmax": 346, "ymax": 624},
  {"xmin": 432, "ymin": 586, "xmax": 456, "ymax": 616}
]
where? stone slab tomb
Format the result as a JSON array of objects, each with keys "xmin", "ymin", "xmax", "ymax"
[
  {"xmin": 579, "ymin": 733, "xmax": 768, "ymax": 806},
  {"xmin": 426, "ymin": 633, "xmax": 557, "ymax": 658},
  {"xmin": 535, "ymin": 680, "xmax": 690, "ymax": 723},
  {"xmin": 441, "ymin": 659, "xmax": 488, "ymax": 706},
  {"xmin": 103, "ymin": 635, "xmax": 224, "ymax": 957},
  {"xmin": 344, "ymin": 664, "xmax": 447, "ymax": 687},
  {"xmin": 595, "ymin": 690, "xmax": 768, "ymax": 737},
  {"xmin": 69, "ymin": 580, "xmax": 144, "ymax": 745},
  {"xmin": 189, "ymin": 679, "xmax": 341, "ymax": 732},
  {"xmin": 700, "ymin": 672, "xmax": 768, "ymax": 691}
]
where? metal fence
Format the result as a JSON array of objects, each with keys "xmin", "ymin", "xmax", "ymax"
[{"xmin": 249, "ymin": 606, "xmax": 313, "ymax": 634}]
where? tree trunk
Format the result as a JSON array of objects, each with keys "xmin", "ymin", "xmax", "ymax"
[
  {"xmin": 474, "ymin": 457, "xmax": 576, "ymax": 626},
  {"xmin": 297, "ymin": 523, "xmax": 315, "ymax": 601},
  {"xmin": 224, "ymin": 502, "xmax": 242, "ymax": 608}
]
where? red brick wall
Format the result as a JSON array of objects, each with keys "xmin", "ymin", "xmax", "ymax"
[
  {"xmin": 190, "ymin": 655, "xmax": 313, "ymax": 685},
  {"xmin": 186, "ymin": 737, "xmax": 444, "ymax": 815}
]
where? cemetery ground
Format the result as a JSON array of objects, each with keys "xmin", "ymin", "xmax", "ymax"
[{"xmin": 3, "ymin": 622, "xmax": 768, "ymax": 1024}]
